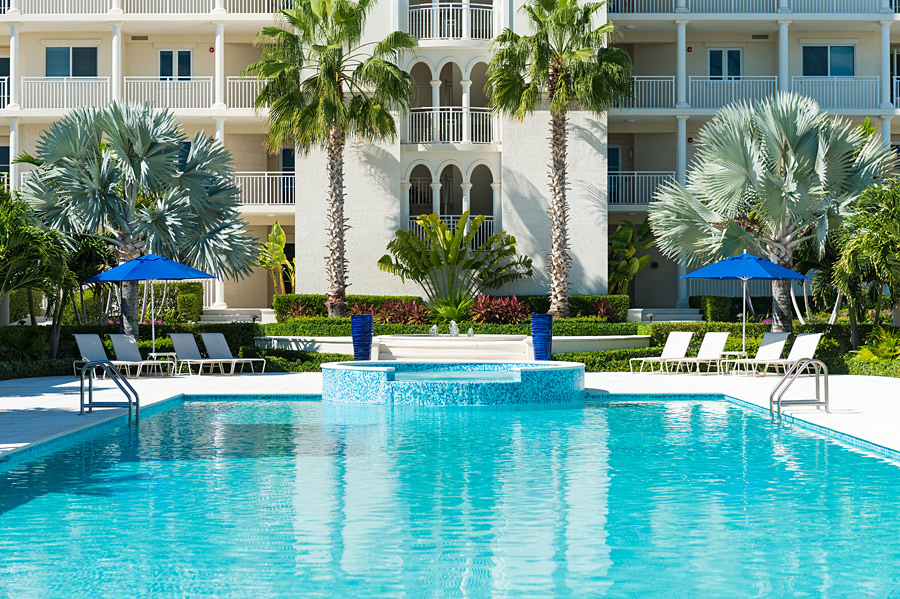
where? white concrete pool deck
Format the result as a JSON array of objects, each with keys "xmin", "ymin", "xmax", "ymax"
[{"xmin": 0, "ymin": 371, "xmax": 897, "ymax": 460}]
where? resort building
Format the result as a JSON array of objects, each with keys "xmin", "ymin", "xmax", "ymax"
[{"xmin": 1, "ymin": 0, "xmax": 897, "ymax": 315}]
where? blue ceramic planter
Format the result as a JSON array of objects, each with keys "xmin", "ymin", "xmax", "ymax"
[
  {"xmin": 531, "ymin": 314, "xmax": 554, "ymax": 361},
  {"xmin": 351, "ymin": 314, "xmax": 374, "ymax": 361}
]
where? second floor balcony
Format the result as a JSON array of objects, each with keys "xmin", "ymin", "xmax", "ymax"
[
  {"xmin": 21, "ymin": 76, "xmax": 109, "ymax": 110},
  {"xmin": 689, "ymin": 76, "xmax": 777, "ymax": 108},
  {"xmin": 608, "ymin": 171, "xmax": 674, "ymax": 208},
  {"xmin": 124, "ymin": 77, "xmax": 213, "ymax": 109},
  {"xmin": 407, "ymin": 2, "xmax": 493, "ymax": 41},
  {"xmin": 234, "ymin": 171, "xmax": 295, "ymax": 207},
  {"xmin": 406, "ymin": 107, "xmax": 494, "ymax": 144},
  {"xmin": 1, "ymin": 0, "xmax": 285, "ymax": 15},
  {"xmin": 608, "ymin": 0, "xmax": 891, "ymax": 14}
]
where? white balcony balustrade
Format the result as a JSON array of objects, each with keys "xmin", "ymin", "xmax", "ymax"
[
  {"xmin": 225, "ymin": 0, "xmax": 286, "ymax": 11},
  {"xmin": 608, "ymin": 172, "xmax": 675, "ymax": 206},
  {"xmin": 408, "ymin": 215, "xmax": 495, "ymax": 248},
  {"xmin": 607, "ymin": 0, "xmax": 674, "ymax": 11},
  {"xmin": 689, "ymin": 76, "xmax": 777, "ymax": 108},
  {"xmin": 617, "ymin": 76, "xmax": 675, "ymax": 109},
  {"xmin": 227, "ymin": 77, "xmax": 264, "ymax": 109},
  {"xmin": 124, "ymin": 77, "xmax": 213, "ymax": 109},
  {"xmin": 407, "ymin": 3, "xmax": 494, "ymax": 41},
  {"xmin": 407, "ymin": 107, "xmax": 494, "ymax": 144},
  {"xmin": 790, "ymin": 0, "xmax": 880, "ymax": 12},
  {"xmin": 609, "ymin": 0, "xmax": 881, "ymax": 11},
  {"xmin": 123, "ymin": 0, "xmax": 213, "ymax": 12},
  {"xmin": 18, "ymin": 0, "xmax": 109, "ymax": 13},
  {"xmin": 234, "ymin": 172, "xmax": 296, "ymax": 206},
  {"xmin": 791, "ymin": 77, "xmax": 879, "ymax": 109},
  {"xmin": 21, "ymin": 77, "xmax": 110, "ymax": 110}
]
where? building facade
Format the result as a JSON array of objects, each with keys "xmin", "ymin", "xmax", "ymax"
[{"xmin": 0, "ymin": 0, "xmax": 895, "ymax": 315}]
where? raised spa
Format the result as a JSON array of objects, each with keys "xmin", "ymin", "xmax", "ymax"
[{"xmin": 321, "ymin": 361, "xmax": 585, "ymax": 406}]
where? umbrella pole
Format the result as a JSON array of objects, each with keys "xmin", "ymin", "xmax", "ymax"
[
  {"xmin": 742, "ymin": 279, "xmax": 747, "ymax": 353},
  {"xmin": 151, "ymin": 283, "xmax": 156, "ymax": 355}
]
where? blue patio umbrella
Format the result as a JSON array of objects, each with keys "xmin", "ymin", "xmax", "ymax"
[
  {"xmin": 681, "ymin": 251, "xmax": 809, "ymax": 351},
  {"xmin": 86, "ymin": 254, "xmax": 216, "ymax": 353}
]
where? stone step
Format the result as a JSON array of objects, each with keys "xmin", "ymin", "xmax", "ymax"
[
  {"xmin": 627, "ymin": 308, "xmax": 704, "ymax": 323},
  {"xmin": 200, "ymin": 308, "xmax": 276, "ymax": 324}
]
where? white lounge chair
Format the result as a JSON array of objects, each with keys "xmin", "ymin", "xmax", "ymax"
[
  {"xmin": 109, "ymin": 334, "xmax": 175, "ymax": 377},
  {"xmin": 72, "ymin": 333, "xmax": 140, "ymax": 378},
  {"xmin": 753, "ymin": 333, "xmax": 824, "ymax": 375},
  {"xmin": 169, "ymin": 333, "xmax": 230, "ymax": 375},
  {"xmin": 667, "ymin": 332, "xmax": 730, "ymax": 373},
  {"xmin": 725, "ymin": 332, "xmax": 790, "ymax": 375},
  {"xmin": 200, "ymin": 333, "xmax": 266, "ymax": 374},
  {"xmin": 629, "ymin": 331, "xmax": 694, "ymax": 373}
]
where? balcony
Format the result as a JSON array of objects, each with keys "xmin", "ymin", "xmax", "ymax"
[
  {"xmin": 21, "ymin": 77, "xmax": 109, "ymax": 109},
  {"xmin": 609, "ymin": 0, "xmax": 885, "ymax": 13},
  {"xmin": 406, "ymin": 107, "xmax": 494, "ymax": 144},
  {"xmin": 689, "ymin": 76, "xmax": 777, "ymax": 108},
  {"xmin": 227, "ymin": 76, "xmax": 263, "ymax": 109},
  {"xmin": 2, "ymin": 0, "xmax": 285, "ymax": 14},
  {"xmin": 408, "ymin": 214, "xmax": 495, "ymax": 247},
  {"xmin": 124, "ymin": 77, "xmax": 213, "ymax": 109},
  {"xmin": 608, "ymin": 172, "xmax": 674, "ymax": 207},
  {"xmin": 234, "ymin": 172, "xmax": 295, "ymax": 206},
  {"xmin": 407, "ymin": 3, "xmax": 494, "ymax": 41},
  {"xmin": 617, "ymin": 76, "xmax": 675, "ymax": 109},
  {"xmin": 791, "ymin": 77, "xmax": 879, "ymax": 109}
]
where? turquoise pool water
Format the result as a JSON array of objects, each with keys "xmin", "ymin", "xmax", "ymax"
[{"xmin": 1, "ymin": 396, "xmax": 900, "ymax": 598}]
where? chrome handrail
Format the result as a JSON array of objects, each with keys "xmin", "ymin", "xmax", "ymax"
[
  {"xmin": 78, "ymin": 360, "xmax": 140, "ymax": 423},
  {"xmin": 769, "ymin": 358, "xmax": 829, "ymax": 424}
]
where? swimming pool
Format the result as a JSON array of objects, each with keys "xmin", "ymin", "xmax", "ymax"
[{"xmin": 1, "ymin": 395, "xmax": 899, "ymax": 597}]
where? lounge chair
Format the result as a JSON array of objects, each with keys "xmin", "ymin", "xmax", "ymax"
[
  {"xmin": 667, "ymin": 332, "xmax": 730, "ymax": 374},
  {"xmin": 169, "ymin": 333, "xmax": 230, "ymax": 376},
  {"xmin": 629, "ymin": 331, "xmax": 694, "ymax": 373},
  {"xmin": 200, "ymin": 333, "xmax": 266, "ymax": 374},
  {"xmin": 72, "ymin": 333, "xmax": 141, "ymax": 378},
  {"xmin": 109, "ymin": 334, "xmax": 175, "ymax": 377},
  {"xmin": 725, "ymin": 332, "xmax": 790, "ymax": 375},
  {"xmin": 753, "ymin": 333, "xmax": 824, "ymax": 376}
]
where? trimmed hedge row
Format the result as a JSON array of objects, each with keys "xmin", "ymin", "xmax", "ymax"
[
  {"xmin": 554, "ymin": 347, "xmax": 662, "ymax": 372},
  {"xmin": 238, "ymin": 346, "xmax": 352, "ymax": 372},
  {"xmin": 847, "ymin": 359, "xmax": 900, "ymax": 378},
  {"xmin": 689, "ymin": 295, "xmax": 774, "ymax": 322},
  {"xmin": 0, "ymin": 359, "xmax": 72, "ymax": 381}
]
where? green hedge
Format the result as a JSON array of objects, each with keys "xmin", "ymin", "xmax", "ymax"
[
  {"xmin": 263, "ymin": 318, "xmax": 639, "ymax": 338},
  {"xmin": 554, "ymin": 347, "xmax": 662, "ymax": 372},
  {"xmin": 238, "ymin": 346, "xmax": 352, "ymax": 372},
  {"xmin": 689, "ymin": 295, "xmax": 775, "ymax": 322},
  {"xmin": 515, "ymin": 295, "xmax": 630, "ymax": 321},
  {"xmin": 0, "ymin": 359, "xmax": 72, "ymax": 381},
  {"xmin": 848, "ymin": 359, "xmax": 900, "ymax": 378},
  {"xmin": 272, "ymin": 294, "xmax": 425, "ymax": 321}
]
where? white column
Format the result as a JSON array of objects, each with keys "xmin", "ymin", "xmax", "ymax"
[
  {"xmin": 461, "ymin": 79, "xmax": 471, "ymax": 143},
  {"xmin": 401, "ymin": 181, "xmax": 411, "ymax": 228},
  {"xmin": 675, "ymin": 21, "xmax": 688, "ymax": 108},
  {"xmin": 111, "ymin": 22, "xmax": 122, "ymax": 103},
  {"xmin": 430, "ymin": 79, "xmax": 441, "ymax": 142},
  {"xmin": 676, "ymin": 116, "xmax": 689, "ymax": 308},
  {"xmin": 778, "ymin": 21, "xmax": 790, "ymax": 93},
  {"xmin": 882, "ymin": 21, "xmax": 893, "ymax": 108},
  {"xmin": 214, "ymin": 22, "xmax": 226, "ymax": 109},
  {"xmin": 462, "ymin": 0, "xmax": 470, "ymax": 39},
  {"xmin": 9, "ymin": 118, "xmax": 18, "ymax": 191},
  {"xmin": 430, "ymin": 182, "xmax": 442, "ymax": 215},
  {"xmin": 778, "ymin": 0, "xmax": 790, "ymax": 11},
  {"xmin": 461, "ymin": 182, "xmax": 472, "ymax": 213},
  {"xmin": 110, "ymin": 0, "xmax": 123, "ymax": 15},
  {"xmin": 213, "ymin": 0, "xmax": 226, "ymax": 14},
  {"xmin": 490, "ymin": 181, "xmax": 501, "ymax": 231},
  {"xmin": 431, "ymin": 0, "xmax": 439, "ymax": 39},
  {"xmin": 211, "ymin": 115, "xmax": 228, "ymax": 309},
  {"xmin": 215, "ymin": 117, "xmax": 225, "ymax": 142},
  {"xmin": 8, "ymin": 24, "xmax": 20, "ymax": 110},
  {"xmin": 881, "ymin": 0, "xmax": 892, "ymax": 14},
  {"xmin": 675, "ymin": 0, "xmax": 687, "ymax": 12},
  {"xmin": 7, "ymin": 0, "xmax": 19, "ymax": 15},
  {"xmin": 882, "ymin": 116, "xmax": 893, "ymax": 146}
]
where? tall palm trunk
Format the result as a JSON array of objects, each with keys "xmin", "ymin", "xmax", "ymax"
[
  {"xmin": 324, "ymin": 123, "xmax": 348, "ymax": 317},
  {"xmin": 118, "ymin": 233, "xmax": 144, "ymax": 338},
  {"xmin": 547, "ymin": 105, "xmax": 571, "ymax": 318},
  {"xmin": 770, "ymin": 249, "xmax": 793, "ymax": 333}
]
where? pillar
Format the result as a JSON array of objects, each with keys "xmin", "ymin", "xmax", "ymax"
[
  {"xmin": 676, "ymin": 116, "xmax": 689, "ymax": 308},
  {"xmin": 9, "ymin": 118, "xmax": 18, "ymax": 191},
  {"xmin": 6, "ymin": 0, "xmax": 19, "ymax": 15},
  {"xmin": 675, "ymin": 21, "xmax": 688, "ymax": 108},
  {"xmin": 461, "ymin": 79, "xmax": 471, "ymax": 143},
  {"xmin": 110, "ymin": 0, "xmax": 123, "ymax": 14},
  {"xmin": 430, "ymin": 182, "xmax": 442, "ymax": 215},
  {"xmin": 778, "ymin": 0, "xmax": 789, "ymax": 11},
  {"xmin": 213, "ymin": 0, "xmax": 225, "ymax": 13},
  {"xmin": 881, "ymin": 0, "xmax": 892, "ymax": 13},
  {"xmin": 461, "ymin": 0, "xmax": 470, "ymax": 39},
  {"xmin": 461, "ymin": 182, "xmax": 472, "ymax": 213},
  {"xmin": 675, "ymin": 0, "xmax": 687, "ymax": 11},
  {"xmin": 212, "ymin": 116, "xmax": 228, "ymax": 309},
  {"xmin": 430, "ymin": 79, "xmax": 441, "ymax": 142},
  {"xmin": 882, "ymin": 21, "xmax": 893, "ymax": 108},
  {"xmin": 401, "ymin": 181, "xmax": 411, "ymax": 227},
  {"xmin": 490, "ymin": 181, "xmax": 501, "ymax": 231},
  {"xmin": 111, "ymin": 22, "xmax": 122, "ymax": 103},
  {"xmin": 778, "ymin": 21, "xmax": 790, "ymax": 93},
  {"xmin": 215, "ymin": 117, "xmax": 225, "ymax": 142},
  {"xmin": 882, "ymin": 116, "xmax": 892, "ymax": 146},
  {"xmin": 8, "ymin": 23, "xmax": 19, "ymax": 110},
  {"xmin": 213, "ymin": 22, "xmax": 226, "ymax": 109}
]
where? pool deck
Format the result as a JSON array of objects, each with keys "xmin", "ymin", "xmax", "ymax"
[{"xmin": 0, "ymin": 371, "xmax": 897, "ymax": 459}]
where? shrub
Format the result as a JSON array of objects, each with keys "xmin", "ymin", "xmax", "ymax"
[
  {"xmin": 554, "ymin": 347, "xmax": 662, "ymax": 372},
  {"xmin": 848, "ymin": 358, "xmax": 900, "ymax": 378},
  {"xmin": 689, "ymin": 296, "xmax": 732, "ymax": 322},
  {"xmin": 273, "ymin": 294, "xmax": 424, "ymax": 322},
  {"xmin": 177, "ymin": 293, "xmax": 202, "ymax": 322},
  {"xmin": 471, "ymin": 294, "xmax": 532, "ymax": 324},
  {"xmin": 237, "ymin": 346, "xmax": 352, "ymax": 372},
  {"xmin": 286, "ymin": 302, "xmax": 311, "ymax": 319},
  {"xmin": 377, "ymin": 300, "xmax": 429, "ymax": 325},
  {"xmin": 0, "ymin": 359, "xmax": 72, "ymax": 381}
]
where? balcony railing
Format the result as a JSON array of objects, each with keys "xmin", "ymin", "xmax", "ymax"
[
  {"xmin": 123, "ymin": 0, "xmax": 213, "ymax": 11},
  {"xmin": 408, "ymin": 214, "xmax": 495, "ymax": 248},
  {"xmin": 234, "ymin": 171, "xmax": 295, "ymax": 206},
  {"xmin": 407, "ymin": 3, "xmax": 493, "ymax": 41},
  {"xmin": 3, "ymin": 0, "xmax": 286, "ymax": 11},
  {"xmin": 124, "ymin": 77, "xmax": 213, "ymax": 109},
  {"xmin": 407, "ymin": 107, "xmax": 494, "ymax": 144},
  {"xmin": 689, "ymin": 76, "xmax": 777, "ymax": 108},
  {"xmin": 227, "ymin": 76, "xmax": 263, "ymax": 109},
  {"xmin": 617, "ymin": 76, "xmax": 675, "ymax": 109},
  {"xmin": 608, "ymin": 172, "xmax": 674, "ymax": 205},
  {"xmin": 791, "ymin": 77, "xmax": 879, "ymax": 109},
  {"xmin": 609, "ymin": 0, "xmax": 882, "ymax": 11},
  {"xmin": 21, "ymin": 77, "xmax": 109, "ymax": 109},
  {"xmin": 17, "ymin": 0, "xmax": 109, "ymax": 12}
]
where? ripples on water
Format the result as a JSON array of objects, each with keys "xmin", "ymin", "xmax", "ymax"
[{"xmin": 1, "ymin": 398, "xmax": 900, "ymax": 598}]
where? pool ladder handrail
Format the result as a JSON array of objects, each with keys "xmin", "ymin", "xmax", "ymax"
[
  {"xmin": 79, "ymin": 360, "xmax": 140, "ymax": 424},
  {"xmin": 769, "ymin": 358, "xmax": 829, "ymax": 424}
]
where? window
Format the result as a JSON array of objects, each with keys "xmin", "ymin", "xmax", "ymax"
[
  {"xmin": 709, "ymin": 48, "xmax": 742, "ymax": 80},
  {"xmin": 159, "ymin": 50, "xmax": 192, "ymax": 80},
  {"xmin": 802, "ymin": 45, "xmax": 854, "ymax": 77},
  {"xmin": 45, "ymin": 46, "xmax": 98, "ymax": 78},
  {"xmin": 0, "ymin": 146, "xmax": 9, "ymax": 178}
]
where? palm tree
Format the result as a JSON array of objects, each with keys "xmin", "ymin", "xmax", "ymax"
[
  {"xmin": 487, "ymin": 0, "xmax": 632, "ymax": 317},
  {"xmin": 648, "ymin": 93, "xmax": 898, "ymax": 332},
  {"xmin": 247, "ymin": 0, "xmax": 416, "ymax": 317},
  {"xmin": 19, "ymin": 103, "xmax": 257, "ymax": 337}
]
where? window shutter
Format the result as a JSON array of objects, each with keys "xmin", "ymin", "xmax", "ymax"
[
  {"xmin": 71, "ymin": 47, "xmax": 98, "ymax": 77},
  {"xmin": 160, "ymin": 50, "xmax": 174, "ymax": 79},
  {"xmin": 46, "ymin": 47, "xmax": 71, "ymax": 78},
  {"xmin": 177, "ymin": 50, "xmax": 192, "ymax": 79}
]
